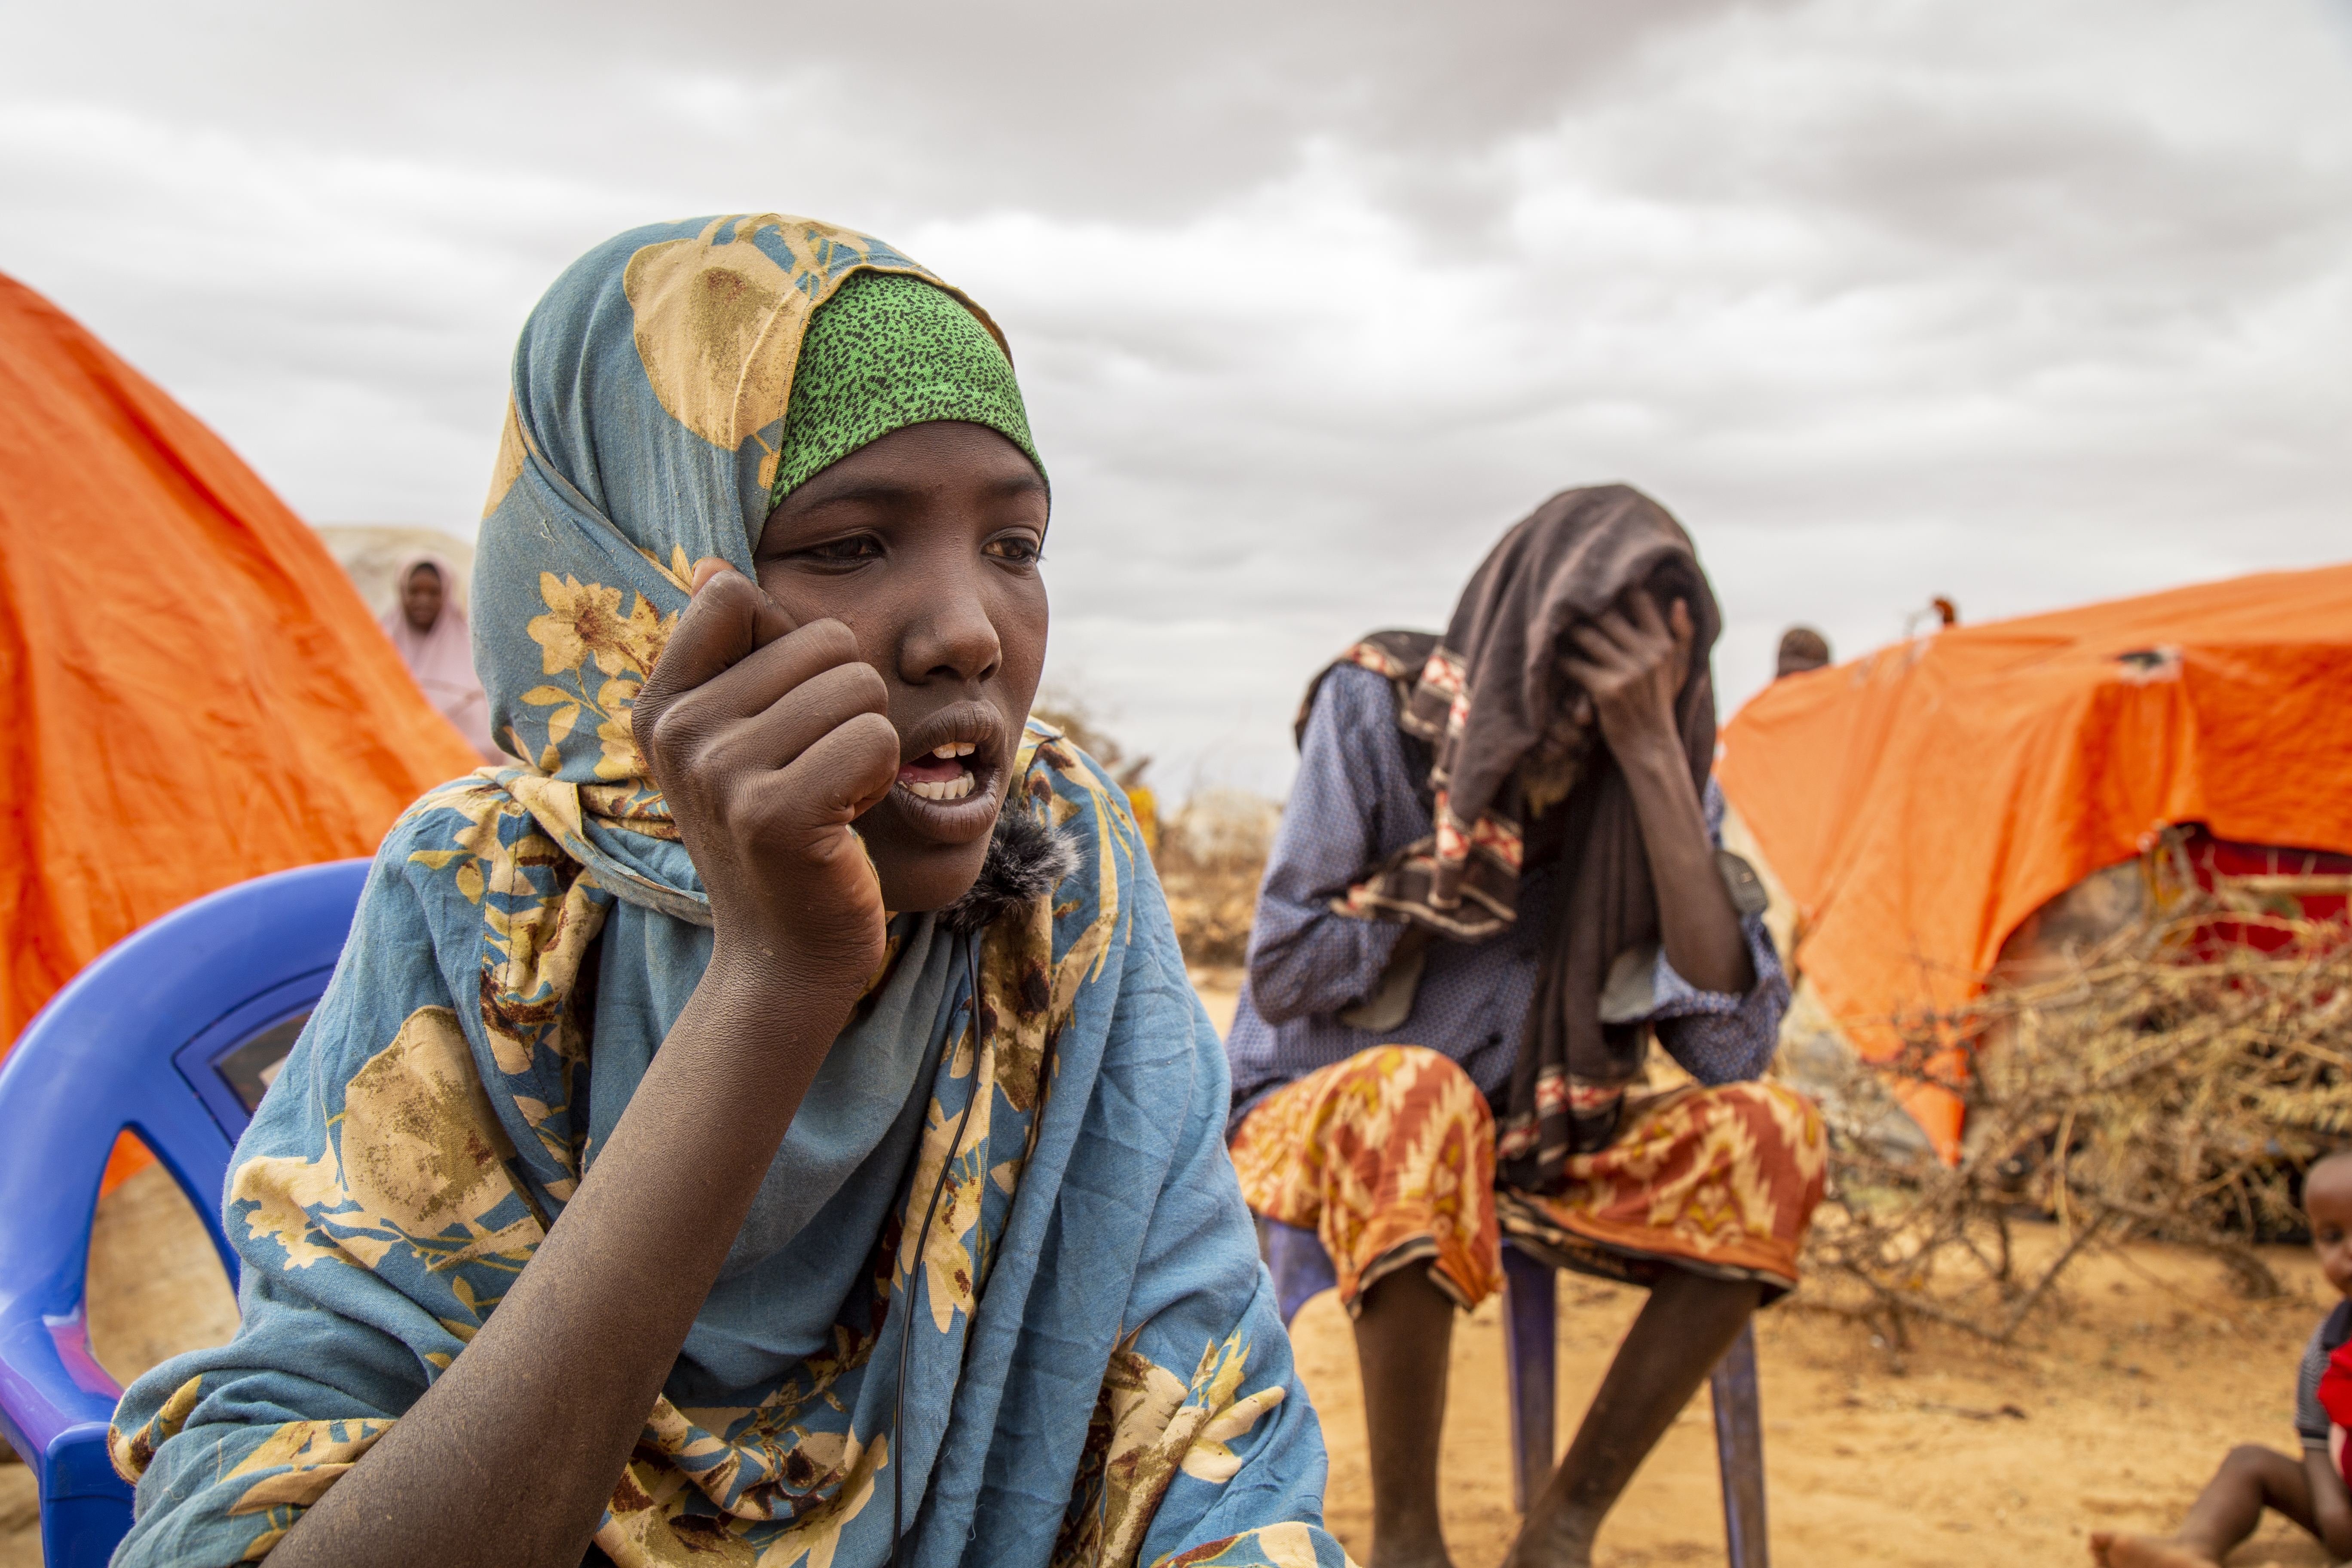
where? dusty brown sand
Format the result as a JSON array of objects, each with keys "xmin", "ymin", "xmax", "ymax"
[
  {"xmin": 1286, "ymin": 1244, "xmax": 2338, "ymax": 1568},
  {"xmin": 3, "ymin": 981, "xmax": 2337, "ymax": 1567}
]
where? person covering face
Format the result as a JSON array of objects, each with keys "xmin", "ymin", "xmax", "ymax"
[
  {"xmin": 1225, "ymin": 487, "xmax": 1825, "ymax": 1567},
  {"xmin": 108, "ymin": 216, "xmax": 1344, "ymax": 1568}
]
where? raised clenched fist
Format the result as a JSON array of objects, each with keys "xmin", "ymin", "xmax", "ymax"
[{"xmin": 634, "ymin": 562, "xmax": 900, "ymax": 1013}]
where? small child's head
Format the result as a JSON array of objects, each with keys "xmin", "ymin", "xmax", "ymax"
[{"xmin": 2306, "ymin": 1150, "xmax": 2352, "ymax": 1299}]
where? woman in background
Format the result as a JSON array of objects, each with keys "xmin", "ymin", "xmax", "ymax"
[
  {"xmin": 380, "ymin": 551, "xmax": 500, "ymax": 762},
  {"xmin": 1227, "ymin": 485, "xmax": 1826, "ymax": 1568}
]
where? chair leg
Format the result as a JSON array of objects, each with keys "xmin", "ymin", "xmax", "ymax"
[
  {"xmin": 1498, "ymin": 1242, "xmax": 1556, "ymax": 1516},
  {"xmin": 1709, "ymin": 1318, "xmax": 1768, "ymax": 1568},
  {"xmin": 1262, "ymin": 1219, "xmax": 1338, "ymax": 1329}
]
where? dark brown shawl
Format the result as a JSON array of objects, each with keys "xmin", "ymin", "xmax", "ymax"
[{"xmin": 1297, "ymin": 485, "xmax": 1721, "ymax": 1189}]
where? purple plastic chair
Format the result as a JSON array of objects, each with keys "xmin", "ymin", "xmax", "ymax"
[
  {"xmin": 0, "ymin": 859, "xmax": 370, "ymax": 1568},
  {"xmin": 1264, "ymin": 1220, "xmax": 1769, "ymax": 1568}
]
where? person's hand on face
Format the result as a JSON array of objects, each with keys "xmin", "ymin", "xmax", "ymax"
[
  {"xmin": 1560, "ymin": 589, "xmax": 1694, "ymax": 766},
  {"xmin": 633, "ymin": 564, "xmax": 900, "ymax": 997},
  {"xmin": 634, "ymin": 420, "xmax": 1050, "ymax": 1000},
  {"xmin": 750, "ymin": 420, "xmax": 1049, "ymax": 913}
]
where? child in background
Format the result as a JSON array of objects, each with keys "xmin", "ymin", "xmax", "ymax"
[
  {"xmin": 2092, "ymin": 1150, "xmax": 2352, "ymax": 1565},
  {"xmin": 2321, "ymin": 1331, "xmax": 2352, "ymax": 1498}
]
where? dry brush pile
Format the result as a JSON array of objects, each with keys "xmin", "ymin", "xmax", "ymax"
[
  {"xmin": 1154, "ymin": 790, "xmax": 1279, "ymax": 968},
  {"xmin": 1797, "ymin": 838, "xmax": 2352, "ymax": 1348},
  {"xmin": 1025, "ymin": 695, "xmax": 1279, "ymax": 971}
]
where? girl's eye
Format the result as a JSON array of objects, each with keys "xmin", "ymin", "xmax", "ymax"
[
  {"xmin": 984, "ymin": 534, "xmax": 1044, "ymax": 565},
  {"xmin": 798, "ymin": 535, "xmax": 885, "ymax": 566}
]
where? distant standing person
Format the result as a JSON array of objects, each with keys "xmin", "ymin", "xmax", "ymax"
[
  {"xmin": 381, "ymin": 552, "xmax": 500, "ymax": 762},
  {"xmin": 1773, "ymin": 625, "xmax": 1830, "ymax": 678},
  {"xmin": 2091, "ymin": 1150, "xmax": 2352, "ymax": 1566},
  {"xmin": 1225, "ymin": 484, "xmax": 1825, "ymax": 1568}
]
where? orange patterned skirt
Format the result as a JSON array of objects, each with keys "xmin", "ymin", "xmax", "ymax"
[{"xmin": 1228, "ymin": 1045, "xmax": 1826, "ymax": 1311}]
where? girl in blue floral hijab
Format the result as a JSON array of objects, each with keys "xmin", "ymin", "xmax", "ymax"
[{"xmin": 107, "ymin": 215, "xmax": 1344, "ymax": 1568}]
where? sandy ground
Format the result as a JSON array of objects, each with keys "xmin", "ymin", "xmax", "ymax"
[
  {"xmin": 1287, "ymin": 1244, "xmax": 2338, "ymax": 1568},
  {"xmin": 5, "ymin": 977, "xmax": 2338, "ymax": 1567}
]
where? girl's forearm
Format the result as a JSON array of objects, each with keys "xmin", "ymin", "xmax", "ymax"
[
  {"xmin": 1615, "ymin": 745, "xmax": 1753, "ymax": 997},
  {"xmin": 268, "ymin": 961, "xmax": 854, "ymax": 1568}
]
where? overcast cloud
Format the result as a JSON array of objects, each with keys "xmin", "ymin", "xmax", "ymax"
[{"xmin": 5, "ymin": 0, "xmax": 2348, "ymax": 796}]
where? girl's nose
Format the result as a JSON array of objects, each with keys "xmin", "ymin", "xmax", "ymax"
[{"xmin": 899, "ymin": 575, "xmax": 1001, "ymax": 686}]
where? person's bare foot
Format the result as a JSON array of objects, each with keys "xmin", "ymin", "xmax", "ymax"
[
  {"xmin": 2088, "ymin": 1530, "xmax": 2222, "ymax": 1567},
  {"xmin": 1498, "ymin": 1539, "xmax": 1586, "ymax": 1568},
  {"xmin": 1498, "ymin": 1544, "xmax": 1586, "ymax": 1568},
  {"xmin": 1498, "ymin": 1510, "xmax": 1593, "ymax": 1568}
]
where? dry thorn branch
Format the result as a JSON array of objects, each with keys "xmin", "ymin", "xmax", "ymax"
[{"xmin": 1796, "ymin": 849, "xmax": 2350, "ymax": 1348}]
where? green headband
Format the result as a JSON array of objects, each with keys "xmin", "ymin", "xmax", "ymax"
[{"xmin": 769, "ymin": 270, "xmax": 1046, "ymax": 509}]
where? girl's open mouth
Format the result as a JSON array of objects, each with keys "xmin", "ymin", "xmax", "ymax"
[
  {"xmin": 885, "ymin": 701, "xmax": 1006, "ymax": 844},
  {"xmin": 897, "ymin": 741, "xmax": 978, "ymax": 802}
]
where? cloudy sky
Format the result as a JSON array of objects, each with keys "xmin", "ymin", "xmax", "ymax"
[{"xmin": 5, "ymin": 0, "xmax": 2348, "ymax": 796}]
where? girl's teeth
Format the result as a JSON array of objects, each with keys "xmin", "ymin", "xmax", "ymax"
[
  {"xmin": 928, "ymin": 741, "xmax": 977, "ymax": 759},
  {"xmin": 906, "ymin": 772, "xmax": 976, "ymax": 802}
]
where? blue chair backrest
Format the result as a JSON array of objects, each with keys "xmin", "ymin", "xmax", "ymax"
[{"xmin": 0, "ymin": 859, "xmax": 369, "ymax": 1568}]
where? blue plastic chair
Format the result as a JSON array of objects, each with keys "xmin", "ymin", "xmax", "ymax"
[
  {"xmin": 0, "ymin": 859, "xmax": 369, "ymax": 1568},
  {"xmin": 1264, "ymin": 1220, "xmax": 1770, "ymax": 1568}
]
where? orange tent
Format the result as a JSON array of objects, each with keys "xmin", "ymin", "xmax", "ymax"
[
  {"xmin": 0, "ymin": 273, "xmax": 481, "ymax": 1184},
  {"xmin": 1717, "ymin": 565, "xmax": 2352, "ymax": 1158}
]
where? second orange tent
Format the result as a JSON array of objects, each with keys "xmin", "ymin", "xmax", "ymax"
[{"xmin": 1718, "ymin": 564, "xmax": 2352, "ymax": 1157}]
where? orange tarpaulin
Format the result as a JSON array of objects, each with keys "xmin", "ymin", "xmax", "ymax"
[
  {"xmin": 1717, "ymin": 565, "xmax": 2352, "ymax": 1159},
  {"xmin": 0, "ymin": 273, "xmax": 481, "ymax": 1184}
]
